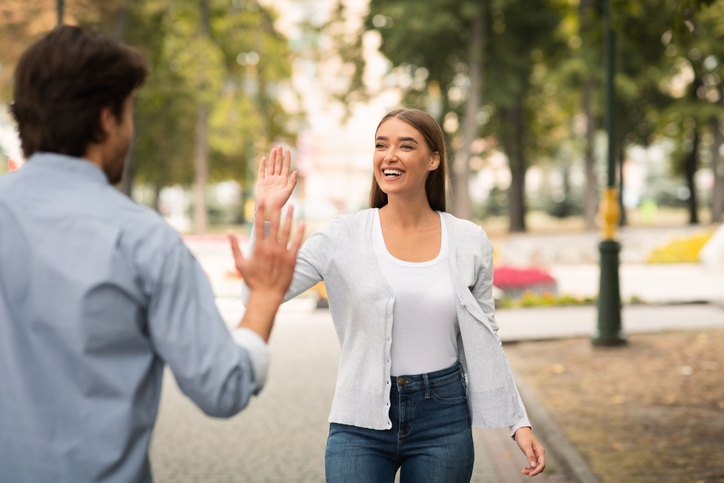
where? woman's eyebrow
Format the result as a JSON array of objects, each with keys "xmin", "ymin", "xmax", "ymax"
[
  {"xmin": 398, "ymin": 137, "xmax": 419, "ymax": 144},
  {"xmin": 375, "ymin": 135, "xmax": 419, "ymax": 144}
]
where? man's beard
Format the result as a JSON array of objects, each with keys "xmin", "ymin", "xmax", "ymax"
[{"xmin": 104, "ymin": 135, "xmax": 132, "ymax": 185}]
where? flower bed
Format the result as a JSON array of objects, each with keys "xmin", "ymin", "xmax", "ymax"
[
  {"xmin": 646, "ymin": 231, "xmax": 713, "ymax": 264},
  {"xmin": 493, "ymin": 266, "xmax": 557, "ymax": 298}
]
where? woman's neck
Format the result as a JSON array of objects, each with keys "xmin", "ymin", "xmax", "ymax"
[{"xmin": 380, "ymin": 192, "xmax": 437, "ymax": 230}]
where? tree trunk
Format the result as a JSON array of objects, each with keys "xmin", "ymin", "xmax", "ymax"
[
  {"xmin": 118, "ymin": 149, "xmax": 135, "ymax": 197},
  {"xmin": 451, "ymin": 1, "xmax": 484, "ymax": 220},
  {"xmin": 711, "ymin": 114, "xmax": 724, "ymax": 223},
  {"xmin": 500, "ymin": 105, "xmax": 527, "ymax": 232},
  {"xmin": 193, "ymin": 0, "xmax": 211, "ymax": 234},
  {"xmin": 193, "ymin": 105, "xmax": 209, "ymax": 234},
  {"xmin": 112, "ymin": 1, "xmax": 133, "ymax": 197},
  {"xmin": 110, "ymin": 3, "xmax": 129, "ymax": 40},
  {"xmin": 684, "ymin": 129, "xmax": 699, "ymax": 225},
  {"xmin": 580, "ymin": 0, "xmax": 597, "ymax": 230},
  {"xmin": 582, "ymin": 78, "xmax": 597, "ymax": 229},
  {"xmin": 618, "ymin": 142, "xmax": 626, "ymax": 226},
  {"xmin": 152, "ymin": 183, "xmax": 162, "ymax": 213}
]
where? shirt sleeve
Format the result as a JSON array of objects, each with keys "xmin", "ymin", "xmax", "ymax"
[
  {"xmin": 241, "ymin": 217, "xmax": 326, "ymax": 306},
  {"xmin": 147, "ymin": 239, "xmax": 265, "ymax": 417},
  {"xmin": 469, "ymin": 227, "xmax": 532, "ymax": 439},
  {"xmin": 231, "ymin": 328, "xmax": 269, "ymax": 391}
]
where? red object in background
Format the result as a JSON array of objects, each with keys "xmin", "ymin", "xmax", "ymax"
[
  {"xmin": 8, "ymin": 157, "xmax": 22, "ymax": 172},
  {"xmin": 493, "ymin": 266, "xmax": 556, "ymax": 289}
]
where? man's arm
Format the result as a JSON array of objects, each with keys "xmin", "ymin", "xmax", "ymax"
[{"xmin": 146, "ymin": 199, "xmax": 302, "ymax": 418}]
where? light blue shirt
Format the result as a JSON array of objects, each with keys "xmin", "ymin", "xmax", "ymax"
[{"xmin": 0, "ymin": 153, "xmax": 268, "ymax": 483}]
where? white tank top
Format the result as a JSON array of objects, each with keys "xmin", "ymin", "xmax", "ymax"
[{"xmin": 372, "ymin": 209, "xmax": 459, "ymax": 376}]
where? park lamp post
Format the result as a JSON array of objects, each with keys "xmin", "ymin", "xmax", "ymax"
[
  {"xmin": 593, "ymin": 0, "xmax": 627, "ymax": 347},
  {"xmin": 57, "ymin": 0, "xmax": 64, "ymax": 25}
]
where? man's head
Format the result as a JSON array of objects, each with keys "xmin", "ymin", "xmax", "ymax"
[{"xmin": 10, "ymin": 25, "xmax": 148, "ymax": 183}]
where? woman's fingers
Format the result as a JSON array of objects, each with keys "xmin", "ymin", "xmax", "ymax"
[
  {"xmin": 281, "ymin": 149, "xmax": 291, "ymax": 178},
  {"xmin": 279, "ymin": 205, "xmax": 294, "ymax": 247},
  {"xmin": 266, "ymin": 196, "xmax": 282, "ymax": 246},
  {"xmin": 272, "ymin": 146, "xmax": 282, "ymax": 176},
  {"xmin": 254, "ymin": 198, "xmax": 268, "ymax": 244},
  {"xmin": 258, "ymin": 156, "xmax": 267, "ymax": 179}
]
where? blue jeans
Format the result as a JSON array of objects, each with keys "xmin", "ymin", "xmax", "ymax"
[{"xmin": 325, "ymin": 362, "xmax": 474, "ymax": 482}]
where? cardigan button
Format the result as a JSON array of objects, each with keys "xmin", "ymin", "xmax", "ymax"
[{"xmin": 460, "ymin": 302, "xmax": 465, "ymax": 307}]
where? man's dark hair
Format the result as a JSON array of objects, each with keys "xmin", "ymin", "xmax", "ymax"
[{"xmin": 10, "ymin": 25, "xmax": 148, "ymax": 158}]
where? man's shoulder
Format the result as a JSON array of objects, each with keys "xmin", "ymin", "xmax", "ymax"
[{"xmin": 105, "ymin": 191, "xmax": 182, "ymax": 252}]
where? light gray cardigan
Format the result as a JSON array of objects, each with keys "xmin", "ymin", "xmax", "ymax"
[{"xmin": 243, "ymin": 209, "xmax": 530, "ymax": 435}]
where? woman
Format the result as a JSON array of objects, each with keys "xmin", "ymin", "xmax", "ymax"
[{"xmin": 239, "ymin": 108, "xmax": 546, "ymax": 481}]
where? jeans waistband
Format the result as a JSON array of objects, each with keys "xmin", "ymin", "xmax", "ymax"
[{"xmin": 391, "ymin": 362, "xmax": 464, "ymax": 392}]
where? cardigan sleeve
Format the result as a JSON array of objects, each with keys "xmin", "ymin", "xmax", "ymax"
[
  {"xmin": 241, "ymin": 217, "xmax": 329, "ymax": 306},
  {"xmin": 470, "ymin": 227, "xmax": 532, "ymax": 439}
]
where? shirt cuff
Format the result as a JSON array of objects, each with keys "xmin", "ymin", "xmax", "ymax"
[{"xmin": 231, "ymin": 328, "xmax": 270, "ymax": 394}]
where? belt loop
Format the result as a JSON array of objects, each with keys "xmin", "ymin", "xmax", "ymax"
[{"xmin": 423, "ymin": 373, "xmax": 430, "ymax": 399}]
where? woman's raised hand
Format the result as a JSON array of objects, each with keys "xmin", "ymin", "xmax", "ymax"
[{"xmin": 256, "ymin": 146, "xmax": 298, "ymax": 221}]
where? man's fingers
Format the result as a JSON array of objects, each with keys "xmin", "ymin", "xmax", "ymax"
[
  {"xmin": 227, "ymin": 231, "xmax": 245, "ymax": 272},
  {"xmin": 291, "ymin": 221, "xmax": 305, "ymax": 254}
]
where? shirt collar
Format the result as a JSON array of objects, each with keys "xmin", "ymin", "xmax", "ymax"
[{"xmin": 24, "ymin": 152, "xmax": 110, "ymax": 186}]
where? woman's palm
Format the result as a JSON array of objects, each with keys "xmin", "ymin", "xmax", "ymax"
[{"xmin": 256, "ymin": 146, "xmax": 298, "ymax": 218}]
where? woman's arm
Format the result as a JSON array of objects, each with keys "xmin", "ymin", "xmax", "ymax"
[
  {"xmin": 236, "ymin": 146, "xmax": 323, "ymax": 305},
  {"xmin": 470, "ymin": 227, "xmax": 546, "ymax": 476}
]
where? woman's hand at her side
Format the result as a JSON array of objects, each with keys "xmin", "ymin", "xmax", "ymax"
[
  {"xmin": 256, "ymin": 146, "xmax": 298, "ymax": 221},
  {"xmin": 514, "ymin": 427, "xmax": 546, "ymax": 477}
]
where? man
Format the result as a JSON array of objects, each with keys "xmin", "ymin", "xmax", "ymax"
[{"xmin": 0, "ymin": 25, "xmax": 303, "ymax": 482}]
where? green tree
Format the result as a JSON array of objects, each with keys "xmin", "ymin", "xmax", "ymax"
[{"xmin": 331, "ymin": 0, "xmax": 565, "ymax": 232}]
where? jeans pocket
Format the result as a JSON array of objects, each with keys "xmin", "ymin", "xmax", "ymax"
[{"xmin": 430, "ymin": 375, "xmax": 467, "ymax": 404}]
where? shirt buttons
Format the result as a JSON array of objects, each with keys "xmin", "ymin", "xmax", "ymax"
[{"xmin": 460, "ymin": 302, "xmax": 466, "ymax": 307}]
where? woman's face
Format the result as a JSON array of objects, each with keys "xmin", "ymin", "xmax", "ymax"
[{"xmin": 373, "ymin": 117, "xmax": 440, "ymax": 199}]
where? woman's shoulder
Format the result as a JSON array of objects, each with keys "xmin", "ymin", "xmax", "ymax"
[
  {"xmin": 317, "ymin": 208, "xmax": 374, "ymax": 237},
  {"xmin": 440, "ymin": 212, "xmax": 487, "ymax": 239}
]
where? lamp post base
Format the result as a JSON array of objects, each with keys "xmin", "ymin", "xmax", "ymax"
[{"xmin": 593, "ymin": 240, "xmax": 627, "ymax": 347}]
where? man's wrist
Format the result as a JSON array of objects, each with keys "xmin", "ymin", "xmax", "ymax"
[{"xmin": 246, "ymin": 290, "xmax": 284, "ymax": 308}]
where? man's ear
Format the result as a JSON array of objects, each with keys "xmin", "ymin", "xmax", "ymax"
[
  {"xmin": 429, "ymin": 152, "xmax": 441, "ymax": 171},
  {"xmin": 99, "ymin": 106, "xmax": 116, "ymax": 137}
]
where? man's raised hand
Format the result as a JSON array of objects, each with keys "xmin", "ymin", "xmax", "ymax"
[{"xmin": 227, "ymin": 198, "xmax": 304, "ymax": 341}]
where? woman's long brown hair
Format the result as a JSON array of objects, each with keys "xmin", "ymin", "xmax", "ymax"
[{"xmin": 368, "ymin": 108, "xmax": 447, "ymax": 212}]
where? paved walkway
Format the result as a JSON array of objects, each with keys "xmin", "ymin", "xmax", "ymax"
[{"xmin": 150, "ymin": 306, "xmax": 575, "ymax": 482}]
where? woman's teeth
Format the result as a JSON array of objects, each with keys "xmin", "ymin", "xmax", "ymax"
[{"xmin": 383, "ymin": 169, "xmax": 403, "ymax": 177}]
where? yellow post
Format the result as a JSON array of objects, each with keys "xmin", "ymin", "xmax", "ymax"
[{"xmin": 599, "ymin": 187, "xmax": 620, "ymax": 240}]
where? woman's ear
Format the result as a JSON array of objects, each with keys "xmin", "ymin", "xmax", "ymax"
[{"xmin": 429, "ymin": 152, "xmax": 441, "ymax": 171}]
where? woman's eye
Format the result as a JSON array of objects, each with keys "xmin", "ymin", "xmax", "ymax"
[
  {"xmin": 375, "ymin": 143, "xmax": 385, "ymax": 149},
  {"xmin": 401, "ymin": 144, "xmax": 413, "ymax": 150}
]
